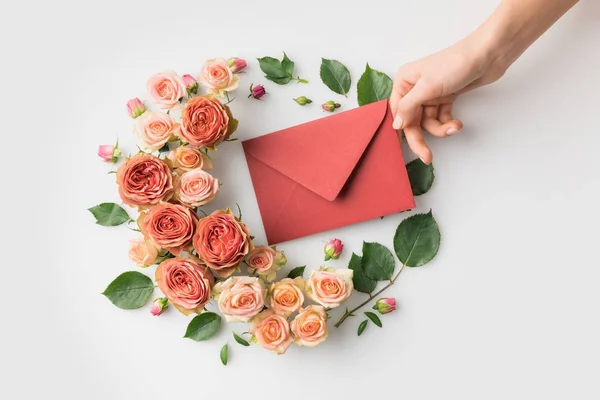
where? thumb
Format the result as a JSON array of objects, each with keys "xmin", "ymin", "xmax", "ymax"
[{"xmin": 392, "ymin": 80, "xmax": 436, "ymax": 130}]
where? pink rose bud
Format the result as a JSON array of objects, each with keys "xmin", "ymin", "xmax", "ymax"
[
  {"xmin": 182, "ymin": 74, "xmax": 199, "ymax": 95},
  {"xmin": 228, "ymin": 57, "xmax": 247, "ymax": 73},
  {"xmin": 324, "ymin": 238, "xmax": 343, "ymax": 261},
  {"xmin": 150, "ymin": 297, "xmax": 169, "ymax": 316},
  {"xmin": 321, "ymin": 100, "xmax": 341, "ymax": 112},
  {"xmin": 97, "ymin": 142, "xmax": 122, "ymax": 163},
  {"xmin": 126, "ymin": 97, "xmax": 146, "ymax": 119},
  {"xmin": 373, "ymin": 298, "xmax": 396, "ymax": 315},
  {"xmin": 248, "ymin": 84, "xmax": 266, "ymax": 100}
]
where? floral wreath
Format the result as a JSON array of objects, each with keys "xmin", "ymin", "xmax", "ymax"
[{"xmin": 91, "ymin": 54, "xmax": 441, "ymax": 364}]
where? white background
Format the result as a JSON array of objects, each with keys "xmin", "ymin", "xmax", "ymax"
[{"xmin": 3, "ymin": 0, "xmax": 600, "ymax": 399}]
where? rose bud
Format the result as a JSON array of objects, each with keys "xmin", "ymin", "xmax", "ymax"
[
  {"xmin": 248, "ymin": 84, "xmax": 266, "ymax": 100},
  {"xmin": 373, "ymin": 298, "xmax": 396, "ymax": 315},
  {"xmin": 126, "ymin": 97, "xmax": 146, "ymax": 119},
  {"xmin": 321, "ymin": 100, "xmax": 341, "ymax": 112},
  {"xmin": 150, "ymin": 297, "xmax": 169, "ymax": 316},
  {"xmin": 227, "ymin": 57, "xmax": 247, "ymax": 73},
  {"xmin": 182, "ymin": 74, "xmax": 199, "ymax": 95},
  {"xmin": 324, "ymin": 238, "xmax": 343, "ymax": 261},
  {"xmin": 293, "ymin": 96, "xmax": 313, "ymax": 106},
  {"xmin": 97, "ymin": 142, "xmax": 122, "ymax": 163}
]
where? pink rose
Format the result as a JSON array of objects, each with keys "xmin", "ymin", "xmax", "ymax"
[
  {"xmin": 174, "ymin": 169, "xmax": 219, "ymax": 208},
  {"xmin": 305, "ymin": 267, "xmax": 354, "ymax": 309},
  {"xmin": 198, "ymin": 58, "xmax": 240, "ymax": 97},
  {"xmin": 227, "ymin": 57, "xmax": 247, "ymax": 73},
  {"xmin": 134, "ymin": 111, "xmax": 180, "ymax": 151},
  {"xmin": 146, "ymin": 70, "xmax": 186, "ymax": 110},
  {"xmin": 193, "ymin": 208, "xmax": 252, "ymax": 277},
  {"xmin": 246, "ymin": 245, "xmax": 287, "ymax": 282},
  {"xmin": 249, "ymin": 309, "xmax": 293, "ymax": 355},
  {"xmin": 98, "ymin": 144, "xmax": 122, "ymax": 163},
  {"xmin": 291, "ymin": 305, "xmax": 328, "ymax": 347},
  {"xmin": 167, "ymin": 146, "xmax": 213, "ymax": 172},
  {"xmin": 126, "ymin": 98, "xmax": 146, "ymax": 118},
  {"xmin": 116, "ymin": 153, "xmax": 174, "ymax": 208},
  {"xmin": 182, "ymin": 74, "xmax": 199, "ymax": 95},
  {"xmin": 213, "ymin": 276, "xmax": 265, "ymax": 322},
  {"xmin": 324, "ymin": 238, "xmax": 343, "ymax": 261},
  {"xmin": 178, "ymin": 95, "xmax": 238, "ymax": 149},
  {"xmin": 268, "ymin": 277, "xmax": 305, "ymax": 316},
  {"xmin": 155, "ymin": 258, "xmax": 214, "ymax": 315},
  {"xmin": 150, "ymin": 297, "xmax": 169, "ymax": 316},
  {"xmin": 248, "ymin": 84, "xmax": 266, "ymax": 100},
  {"xmin": 138, "ymin": 203, "xmax": 198, "ymax": 255},
  {"xmin": 128, "ymin": 238, "xmax": 159, "ymax": 267}
]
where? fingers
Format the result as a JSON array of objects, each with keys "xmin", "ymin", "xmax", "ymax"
[
  {"xmin": 437, "ymin": 103, "xmax": 454, "ymax": 123},
  {"xmin": 393, "ymin": 80, "xmax": 439, "ymax": 130},
  {"xmin": 403, "ymin": 124, "xmax": 433, "ymax": 164},
  {"xmin": 422, "ymin": 94, "xmax": 457, "ymax": 106},
  {"xmin": 420, "ymin": 106, "xmax": 461, "ymax": 137}
]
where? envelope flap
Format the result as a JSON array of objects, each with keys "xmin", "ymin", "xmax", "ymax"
[{"xmin": 242, "ymin": 99, "xmax": 389, "ymax": 201}]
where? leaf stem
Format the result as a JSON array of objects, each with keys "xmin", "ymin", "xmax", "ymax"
[
  {"xmin": 334, "ymin": 264, "xmax": 405, "ymax": 328},
  {"xmin": 295, "ymin": 77, "xmax": 309, "ymax": 84}
]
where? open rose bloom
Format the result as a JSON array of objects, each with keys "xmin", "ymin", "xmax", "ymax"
[
  {"xmin": 268, "ymin": 277, "xmax": 305, "ymax": 316},
  {"xmin": 213, "ymin": 276, "xmax": 265, "ymax": 322},
  {"xmin": 134, "ymin": 111, "xmax": 180, "ymax": 151},
  {"xmin": 173, "ymin": 169, "xmax": 219, "ymax": 208},
  {"xmin": 250, "ymin": 309, "xmax": 293, "ymax": 355},
  {"xmin": 306, "ymin": 267, "xmax": 354, "ymax": 309},
  {"xmin": 156, "ymin": 258, "xmax": 214, "ymax": 315},
  {"xmin": 138, "ymin": 203, "xmax": 197, "ymax": 255},
  {"xmin": 146, "ymin": 70, "xmax": 186, "ymax": 110},
  {"xmin": 116, "ymin": 153, "xmax": 174, "ymax": 208},
  {"xmin": 291, "ymin": 305, "xmax": 328, "ymax": 347},
  {"xmin": 178, "ymin": 95, "xmax": 238, "ymax": 149},
  {"xmin": 246, "ymin": 245, "xmax": 287, "ymax": 282},
  {"xmin": 168, "ymin": 146, "xmax": 213, "ymax": 172},
  {"xmin": 198, "ymin": 58, "xmax": 240, "ymax": 97}
]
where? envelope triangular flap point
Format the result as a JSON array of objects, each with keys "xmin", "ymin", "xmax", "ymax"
[{"xmin": 242, "ymin": 99, "xmax": 389, "ymax": 201}]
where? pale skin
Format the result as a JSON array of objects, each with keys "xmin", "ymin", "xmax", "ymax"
[{"xmin": 390, "ymin": 0, "xmax": 580, "ymax": 164}]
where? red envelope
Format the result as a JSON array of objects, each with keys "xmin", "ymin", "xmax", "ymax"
[{"xmin": 242, "ymin": 99, "xmax": 415, "ymax": 245}]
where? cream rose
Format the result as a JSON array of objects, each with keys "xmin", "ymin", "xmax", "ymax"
[
  {"xmin": 198, "ymin": 58, "xmax": 240, "ymax": 97},
  {"xmin": 268, "ymin": 277, "xmax": 305, "ymax": 316},
  {"xmin": 173, "ymin": 169, "xmax": 219, "ymax": 208},
  {"xmin": 128, "ymin": 238, "xmax": 159, "ymax": 267},
  {"xmin": 146, "ymin": 70, "xmax": 186, "ymax": 110},
  {"xmin": 305, "ymin": 267, "xmax": 354, "ymax": 309},
  {"xmin": 116, "ymin": 153, "xmax": 174, "ymax": 208},
  {"xmin": 213, "ymin": 276, "xmax": 265, "ymax": 322},
  {"xmin": 290, "ymin": 305, "xmax": 328, "ymax": 347},
  {"xmin": 134, "ymin": 111, "xmax": 180, "ymax": 151},
  {"xmin": 168, "ymin": 146, "xmax": 213, "ymax": 172},
  {"xmin": 249, "ymin": 309, "xmax": 293, "ymax": 355},
  {"xmin": 246, "ymin": 246, "xmax": 287, "ymax": 282}
]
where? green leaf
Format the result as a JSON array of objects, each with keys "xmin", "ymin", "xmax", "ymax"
[
  {"xmin": 357, "ymin": 63, "xmax": 393, "ymax": 106},
  {"xmin": 266, "ymin": 76, "xmax": 292, "ymax": 85},
  {"xmin": 233, "ymin": 332, "xmax": 250, "ymax": 347},
  {"xmin": 407, "ymin": 159, "xmax": 435, "ymax": 196},
  {"xmin": 281, "ymin": 52, "xmax": 295, "ymax": 76},
  {"xmin": 394, "ymin": 210, "xmax": 441, "ymax": 267},
  {"xmin": 362, "ymin": 242, "xmax": 395, "ymax": 281},
  {"xmin": 88, "ymin": 202, "xmax": 131, "ymax": 226},
  {"xmin": 320, "ymin": 58, "xmax": 351, "ymax": 96},
  {"xmin": 287, "ymin": 266, "xmax": 306, "ymax": 279},
  {"xmin": 348, "ymin": 253, "xmax": 377, "ymax": 294},
  {"xmin": 220, "ymin": 344, "xmax": 228, "ymax": 366},
  {"xmin": 257, "ymin": 56, "xmax": 288, "ymax": 78},
  {"xmin": 184, "ymin": 312, "xmax": 222, "ymax": 341},
  {"xmin": 358, "ymin": 320, "xmax": 368, "ymax": 336},
  {"xmin": 364, "ymin": 311, "xmax": 383, "ymax": 328},
  {"xmin": 102, "ymin": 271, "xmax": 154, "ymax": 310},
  {"xmin": 158, "ymin": 143, "xmax": 170, "ymax": 153}
]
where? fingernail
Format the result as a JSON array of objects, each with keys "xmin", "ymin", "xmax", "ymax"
[
  {"xmin": 392, "ymin": 115, "xmax": 403, "ymax": 130},
  {"xmin": 446, "ymin": 128, "xmax": 460, "ymax": 135}
]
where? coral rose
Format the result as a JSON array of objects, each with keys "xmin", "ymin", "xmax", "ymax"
[
  {"xmin": 213, "ymin": 276, "xmax": 265, "ymax": 322},
  {"xmin": 146, "ymin": 70, "xmax": 186, "ymax": 110},
  {"xmin": 178, "ymin": 95, "xmax": 238, "ymax": 149},
  {"xmin": 246, "ymin": 246, "xmax": 287, "ymax": 282},
  {"xmin": 249, "ymin": 309, "xmax": 293, "ymax": 355},
  {"xmin": 173, "ymin": 169, "xmax": 219, "ymax": 208},
  {"xmin": 193, "ymin": 208, "xmax": 252, "ymax": 277},
  {"xmin": 168, "ymin": 146, "xmax": 213, "ymax": 172},
  {"xmin": 198, "ymin": 58, "xmax": 240, "ymax": 97},
  {"xmin": 128, "ymin": 238, "xmax": 159, "ymax": 267},
  {"xmin": 268, "ymin": 277, "xmax": 305, "ymax": 316},
  {"xmin": 291, "ymin": 305, "xmax": 328, "ymax": 347},
  {"xmin": 116, "ymin": 153, "xmax": 174, "ymax": 208},
  {"xmin": 134, "ymin": 111, "xmax": 180, "ymax": 151},
  {"xmin": 138, "ymin": 203, "xmax": 198, "ymax": 255},
  {"xmin": 305, "ymin": 267, "xmax": 354, "ymax": 309},
  {"xmin": 155, "ymin": 257, "xmax": 214, "ymax": 315}
]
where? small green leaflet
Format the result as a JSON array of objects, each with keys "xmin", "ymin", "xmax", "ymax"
[
  {"xmin": 357, "ymin": 63, "xmax": 393, "ymax": 106},
  {"xmin": 364, "ymin": 311, "xmax": 382, "ymax": 328},
  {"xmin": 406, "ymin": 159, "xmax": 435, "ymax": 196},
  {"xmin": 88, "ymin": 202, "xmax": 131, "ymax": 226},
  {"xmin": 361, "ymin": 242, "xmax": 396, "ymax": 281},
  {"xmin": 184, "ymin": 312, "xmax": 221, "ymax": 341},
  {"xmin": 348, "ymin": 253, "xmax": 377, "ymax": 294},
  {"xmin": 233, "ymin": 332, "xmax": 250, "ymax": 347},
  {"xmin": 394, "ymin": 210, "xmax": 441, "ymax": 267},
  {"xmin": 287, "ymin": 266, "xmax": 306, "ymax": 279},
  {"xmin": 357, "ymin": 320, "xmax": 368, "ymax": 336},
  {"xmin": 220, "ymin": 344, "xmax": 228, "ymax": 366},
  {"xmin": 320, "ymin": 58, "xmax": 351, "ymax": 96},
  {"xmin": 102, "ymin": 271, "xmax": 154, "ymax": 310},
  {"xmin": 257, "ymin": 52, "xmax": 308, "ymax": 85}
]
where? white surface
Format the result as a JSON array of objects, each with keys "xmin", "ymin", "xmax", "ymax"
[{"xmin": 3, "ymin": 1, "xmax": 600, "ymax": 399}]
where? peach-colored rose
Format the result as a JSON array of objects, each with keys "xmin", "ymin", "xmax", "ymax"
[
  {"xmin": 246, "ymin": 246, "xmax": 287, "ymax": 282},
  {"xmin": 128, "ymin": 238, "xmax": 159, "ymax": 267},
  {"xmin": 116, "ymin": 153, "xmax": 174, "ymax": 208},
  {"xmin": 268, "ymin": 277, "xmax": 305, "ymax": 316},
  {"xmin": 155, "ymin": 257, "xmax": 214, "ymax": 315},
  {"xmin": 178, "ymin": 95, "xmax": 237, "ymax": 149},
  {"xmin": 305, "ymin": 267, "xmax": 354, "ymax": 309},
  {"xmin": 290, "ymin": 305, "xmax": 328, "ymax": 347},
  {"xmin": 168, "ymin": 146, "xmax": 213, "ymax": 172},
  {"xmin": 198, "ymin": 58, "xmax": 240, "ymax": 97},
  {"xmin": 193, "ymin": 208, "xmax": 252, "ymax": 277},
  {"xmin": 134, "ymin": 111, "xmax": 180, "ymax": 151},
  {"xmin": 173, "ymin": 169, "xmax": 219, "ymax": 208},
  {"xmin": 138, "ymin": 203, "xmax": 198, "ymax": 255},
  {"xmin": 146, "ymin": 70, "xmax": 186, "ymax": 110},
  {"xmin": 249, "ymin": 309, "xmax": 293, "ymax": 355},
  {"xmin": 213, "ymin": 276, "xmax": 265, "ymax": 322}
]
